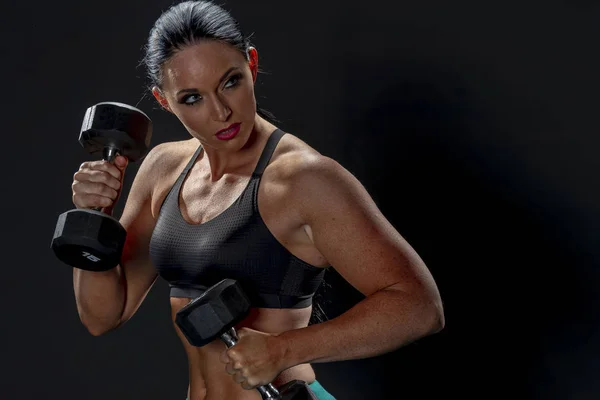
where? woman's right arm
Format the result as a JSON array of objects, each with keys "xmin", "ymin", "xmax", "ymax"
[{"xmin": 72, "ymin": 145, "xmax": 165, "ymax": 336}]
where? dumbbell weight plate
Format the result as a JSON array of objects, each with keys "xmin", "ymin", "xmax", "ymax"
[{"xmin": 52, "ymin": 209, "xmax": 126, "ymax": 271}]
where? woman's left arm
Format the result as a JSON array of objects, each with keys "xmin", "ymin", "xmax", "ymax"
[
  {"xmin": 278, "ymin": 155, "xmax": 445, "ymax": 366},
  {"xmin": 222, "ymin": 155, "xmax": 444, "ymax": 389}
]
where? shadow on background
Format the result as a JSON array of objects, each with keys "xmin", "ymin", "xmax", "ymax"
[{"xmin": 311, "ymin": 62, "xmax": 598, "ymax": 399}]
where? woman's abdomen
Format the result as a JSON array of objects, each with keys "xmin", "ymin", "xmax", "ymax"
[{"xmin": 170, "ymin": 297, "xmax": 317, "ymax": 400}]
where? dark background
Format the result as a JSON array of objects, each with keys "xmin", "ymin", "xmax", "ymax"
[{"xmin": 2, "ymin": 0, "xmax": 599, "ymax": 399}]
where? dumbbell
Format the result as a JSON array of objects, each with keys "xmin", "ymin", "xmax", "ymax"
[
  {"xmin": 51, "ymin": 102, "xmax": 152, "ymax": 271},
  {"xmin": 175, "ymin": 279, "xmax": 318, "ymax": 400}
]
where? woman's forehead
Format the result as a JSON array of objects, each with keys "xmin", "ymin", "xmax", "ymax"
[{"xmin": 162, "ymin": 41, "xmax": 245, "ymax": 89}]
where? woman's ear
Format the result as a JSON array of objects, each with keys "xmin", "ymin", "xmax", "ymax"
[
  {"xmin": 247, "ymin": 47, "xmax": 259, "ymax": 83},
  {"xmin": 152, "ymin": 86, "xmax": 172, "ymax": 112}
]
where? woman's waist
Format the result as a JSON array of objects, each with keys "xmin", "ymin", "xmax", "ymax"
[
  {"xmin": 187, "ymin": 354, "xmax": 317, "ymax": 389},
  {"xmin": 183, "ymin": 341, "xmax": 316, "ymax": 400},
  {"xmin": 173, "ymin": 318, "xmax": 316, "ymax": 379}
]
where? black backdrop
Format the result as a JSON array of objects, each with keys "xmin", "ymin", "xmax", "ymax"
[{"xmin": 2, "ymin": 1, "xmax": 600, "ymax": 399}]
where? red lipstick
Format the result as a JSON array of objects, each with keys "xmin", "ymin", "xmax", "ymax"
[{"xmin": 215, "ymin": 123, "xmax": 241, "ymax": 141}]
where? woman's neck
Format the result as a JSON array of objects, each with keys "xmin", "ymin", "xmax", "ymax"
[{"xmin": 200, "ymin": 115, "xmax": 275, "ymax": 181}]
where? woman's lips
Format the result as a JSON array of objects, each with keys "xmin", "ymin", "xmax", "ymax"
[{"xmin": 215, "ymin": 123, "xmax": 241, "ymax": 140}]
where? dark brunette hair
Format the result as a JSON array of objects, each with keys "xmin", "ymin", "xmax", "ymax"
[{"xmin": 140, "ymin": 0, "xmax": 276, "ymax": 122}]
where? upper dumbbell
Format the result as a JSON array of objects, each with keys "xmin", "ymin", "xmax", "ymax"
[{"xmin": 51, "ymin": 102, "xmax": 152, "ymax": 271}]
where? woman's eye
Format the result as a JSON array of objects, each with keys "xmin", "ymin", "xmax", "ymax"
[
  {"xmin": 224, "ymin": 74, "xmax": 242, "ymax": 89},
  {"xmin": 182, "ymin": 94, "xmax": 201, "ymax": 105}
]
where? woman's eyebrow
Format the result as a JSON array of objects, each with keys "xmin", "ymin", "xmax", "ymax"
[{"xmin": 176, "ymin": 66, "xmax": 240, "ymax": 96}]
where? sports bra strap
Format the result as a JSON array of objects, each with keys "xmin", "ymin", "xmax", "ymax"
[
  {"xmin": 252, "ymin": 129, "xmax": 285, "ymax": 177},
  {"xmin": 181, "ymin": 145, "xmax": 203, "ymax": 175}
]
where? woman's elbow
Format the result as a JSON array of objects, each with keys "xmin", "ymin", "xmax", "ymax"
[
  {"xmin": 80, "ymin": 316, "xmax": 121, "ymax": 337},
  {"xmin": 425, "ymin": 298, "xmax": 445, "ymax": 335}
]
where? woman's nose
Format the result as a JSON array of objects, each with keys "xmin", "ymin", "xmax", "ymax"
[{"xmin": 209, "ymin": 95, "xmax": 231, "ymax": 122}]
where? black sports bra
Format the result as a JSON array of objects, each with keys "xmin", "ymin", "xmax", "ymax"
[{"xmin": 149, "ymin": 129, "xmax": 327, "ymax": 308}]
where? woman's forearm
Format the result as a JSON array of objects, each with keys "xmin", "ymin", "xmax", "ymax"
[
  {"xmin": 279, "ymin": 287, "xmax": 444, "ymax": 367},
  {"xmin": 73, "ymin": 266, "xmax": 126, "ymax": 335}
]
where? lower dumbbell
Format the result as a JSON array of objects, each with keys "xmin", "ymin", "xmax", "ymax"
[{"xmin": 175, "ymin": 279, "xmax": 318, "ymax": 400}]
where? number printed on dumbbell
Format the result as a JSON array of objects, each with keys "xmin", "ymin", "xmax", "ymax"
[{"xmin": 81, "ymin": 252, "xmax": 101, "ymax": 262}]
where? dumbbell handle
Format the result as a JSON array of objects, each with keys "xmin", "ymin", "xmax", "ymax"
[
  {"xmin": 92, "ymin": 146, "xmax": 120, "ymax": 212},
  {"xmin": 221, "ymin": 327, "xmax": 282, "ymax": 400}
]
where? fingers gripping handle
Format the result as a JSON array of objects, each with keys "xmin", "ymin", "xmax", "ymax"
[
  {"xmin": 221, "ymin": 328, "xmax": 282, "ymax": 400},
  {"xmin": 92, "ymin": 146, "xmax": 119, "ymax": 212}
]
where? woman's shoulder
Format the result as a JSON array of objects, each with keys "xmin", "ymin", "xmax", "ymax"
[
  {"xmin": 137, "ymin": 138, "xmax": 199, "ymax": 177},
  {"xmin": 271, "ymin": 132, "xmax": 340, "ymax": 178},
  {"xmin": 268, "ymin": 131, "xmax": 344, "ymax": 187},
  {"xmin": 131, "ymin": 138, "xmax": 199, "ymax": 216},
  {"xmin": 273, "ymin": 132, "xmax": 321, "ymax": 167},
  {"xmin": 133, "ymin": 138, "xmax": 197, "ymax": 188},
  {"xmin": 143, "ymin": 138, "xmax": 198, "ymax": 165}
]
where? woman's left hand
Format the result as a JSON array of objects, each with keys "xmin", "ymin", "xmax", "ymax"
[{"xmin": 220, "ymin": 327, "xmax": 290, "ymax": 390}]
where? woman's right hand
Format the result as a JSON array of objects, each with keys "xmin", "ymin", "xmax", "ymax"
[{"xmin": 72, "ymin": 155, "xmax": 129, "ymax": 213}]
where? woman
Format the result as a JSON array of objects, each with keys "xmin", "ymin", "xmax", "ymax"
[{"xmin": 71, "ymin": 1, "xmax": 445, "ymax": 399}]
